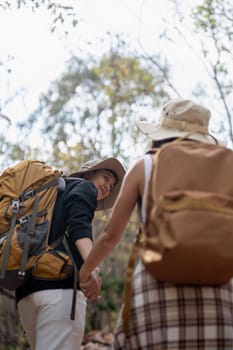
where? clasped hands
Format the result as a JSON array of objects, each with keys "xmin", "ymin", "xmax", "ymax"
[{"xmin": 79, "ymin": 267, "xmax": 102, "ymax": 301}]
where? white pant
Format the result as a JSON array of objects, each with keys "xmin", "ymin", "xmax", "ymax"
[{"xmin": 18, "ymin": 289, "xmax": 86, "ymax": 350}]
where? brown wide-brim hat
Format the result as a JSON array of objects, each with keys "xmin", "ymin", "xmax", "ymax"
[{"xmin": 70, "ymin": 158, "xmax": 126, "ymax": 211}]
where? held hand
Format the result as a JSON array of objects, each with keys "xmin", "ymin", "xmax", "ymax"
[{"xmin": 80, "ymin": 267, "xmax": 102, "ymax": 301}]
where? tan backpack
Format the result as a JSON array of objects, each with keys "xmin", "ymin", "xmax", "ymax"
[
  {"xmin": 137, "ymin": 140, "xmax": 233, "ymax": 285},
  {"xmin": 123, "ymin": 139, "xmax": 233, "ymax": 333},
  {"xmin": 0, "ymin": 160, "xmax": 73, "ymax": 291}
]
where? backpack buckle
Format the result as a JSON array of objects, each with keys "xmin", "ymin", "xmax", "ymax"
[
  {"xmin": 0, "ymin": 235, "xmax": 6, "ymax": 247},
  {"xmin": 18, "ymin": 271, "xmax": 26, "ymax": 277},
  {"xmin": 20, "ymin": 190, "xmax": 35, "ymax": 201},
  {"xmin": 11, "ymin": 199, "xmax": 19, "ymax": 213},
  {"xmin": 18, "ymin": 215, "xmax": 30, "ymax": 225}
]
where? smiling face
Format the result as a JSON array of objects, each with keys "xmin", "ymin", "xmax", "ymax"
[{"xmin": 90, "ymin": 170, "xmax": 117, "ymax": 201}]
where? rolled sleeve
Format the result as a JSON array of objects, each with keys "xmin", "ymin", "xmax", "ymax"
[{"xmin": 63, "ymin": 180, "xmax": 98, "ymax": 243}]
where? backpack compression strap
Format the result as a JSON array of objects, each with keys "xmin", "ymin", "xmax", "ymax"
[
  {"xmin": 0, "ymin": 199, "xmax": 20, "ymax": 279},
  {"xmin": 62, "ymin": 232, "xmax": 78, "ymax": 321},
  {"xmin": 18, "ymin": 177, "xmax": 61, "ymax": 278},
  {"xmin": 122, "ymin": 218, "xmax": 143, "ymax": 334},
  {"xmin": 18, "ymin": 193, "xmax": 40, "ymax": 278}
]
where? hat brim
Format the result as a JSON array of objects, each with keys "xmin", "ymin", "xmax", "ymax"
[
  {"xmin": 136, "ymin": 121, "xmax": 216, "ymax": 144},
  {"xmin": 70, "ymin": 158, "xmax": 126, "ymax": 211}
]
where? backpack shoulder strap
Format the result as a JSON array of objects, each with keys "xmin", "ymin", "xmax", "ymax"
[
  {"xmin": 141, "ymin": 154, "xmax": 153, "ymax": 223},
  {"xmin": 122, "ymin": 152, "xmax": 156, "ymax": 334},
  {"xmin": 122, "ymin": 242, "xmax": 138, "ymax": 334}
]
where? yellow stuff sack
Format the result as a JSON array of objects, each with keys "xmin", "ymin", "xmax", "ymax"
[{"xmin": 0, "ymin": 160, "xmax": 73, "ymax": 290}]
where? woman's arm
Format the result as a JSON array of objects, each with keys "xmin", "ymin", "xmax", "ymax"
[{"xmin": 79, "ymin": 159, "xmax": 144, "ymax": 284}]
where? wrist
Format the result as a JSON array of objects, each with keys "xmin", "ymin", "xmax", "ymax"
[{"xmin": 79, "ymin": 267, "xmax": 89, "ymax": 283}]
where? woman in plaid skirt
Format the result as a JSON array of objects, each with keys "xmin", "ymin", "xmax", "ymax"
[{"xmin": 80, "ymin": 99, "xmax": 233, "ymax": 349}]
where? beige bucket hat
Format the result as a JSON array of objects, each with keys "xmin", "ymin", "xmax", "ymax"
[
  {"xmin": 70, "ymin": 158, "xmax": 126, "ymax": 211},
  {"xmin": 136, "ymin": 99, "xmax": 217, "ymax": 144}
]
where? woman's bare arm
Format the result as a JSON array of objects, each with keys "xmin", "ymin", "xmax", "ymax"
[{"xmin": 79, "ymin": 159, "xmax": 144, "ymax": 284}]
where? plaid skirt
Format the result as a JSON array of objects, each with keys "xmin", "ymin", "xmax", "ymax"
[{"xmin": 112, "ymin": 260, "xmax": 233, "ymax": 350}]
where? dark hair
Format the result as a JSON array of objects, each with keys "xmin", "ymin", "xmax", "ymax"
[
  {"xmin": 146, "ymin": 137, "xmax": 196, "ymax": 154},
  {"xmin": 147, "ymin": 137, "xmax": 197, "ymax": 153},
  {"xmin": 145, "ymin": 138, "xmax": 178, "ymax": 154},
  {"xmin": 80, "ymin": 169, "xmax": 118, "ymax": 184},
  {"xmin": 151, "ymin": 137, "xmax": 178, "ymax": 149},
  {"xmin": 106, "ymin": 169, "xmax": 118, "ymax": 183},
  {"xmin": 93, "ymin": 169, "xmax": 118, "ymax": 183}
]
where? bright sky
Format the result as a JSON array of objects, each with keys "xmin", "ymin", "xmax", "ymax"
[
  {"xmin": 0, "ymin": 0, "xmax": 199, "ymax": 115},
  {"xmin": 0, "ymin": 0, "xmax": 221, "ymax": 145},
  {"xmin": 0, "ymin": 7, "xmax": 68, "ymax": 120}
]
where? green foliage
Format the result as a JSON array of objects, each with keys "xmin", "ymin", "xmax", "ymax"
[
  {"xmin": 191, "ymin": 0, "xmax": 233, "ymax": 78},
  {"xmin": 0, "ymin": 292, "xmax": 29, "ymax": 350},
  {"xmin": 0, "ymin": 0, "xmax": 78, "ymax": 32},
  {"xmin": 190, "ymin": 0, "xmax": 233, "ymax": 142},
  {"xmin": 0, "ymin": 132, "xmax": 45, "ymax": 171},
  {"xmin": 26, "ymin": 42, "xmax": 168, "ymax": 165},
  {"xmin": 85, "ymin": 272, "xmax": 124, "ymax": 332},
  {"xmin": 84, "ymin": 210, "xmax": 137, "ymax": 332},
  {"xmin": 168, "ymin": 0, "xmax": 233, "ymax": 143},
  {"xmin": 192, "ymin": 0, "xmax": 232, "ymax": 34}
]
